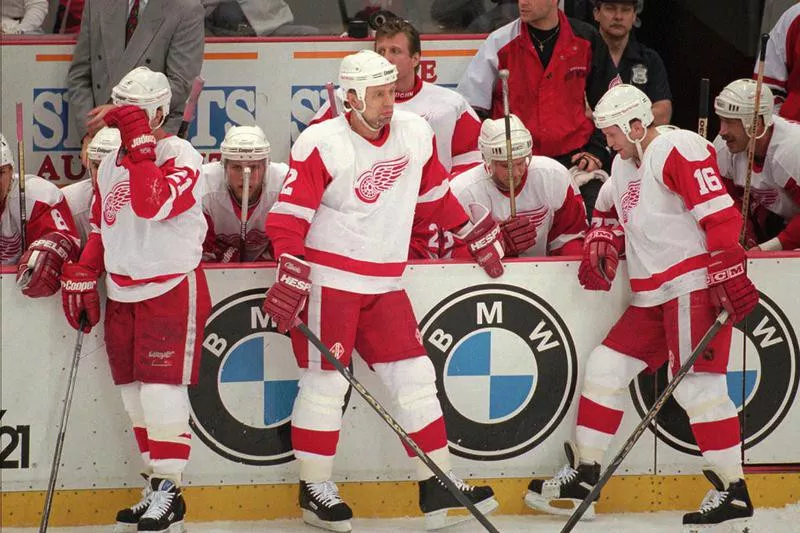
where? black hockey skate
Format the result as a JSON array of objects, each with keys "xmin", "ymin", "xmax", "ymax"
[
  {"xmin": 136, "ymin": 478, "xmax": 186, "ymax": 532},
  {"xmin": 418, "ymin": 471, "xmax": 498, "ymax": 530},
  {"xmin": 683, "ymin": 468, "xmax": 753, "ymax": 533},
  {"xmin": 299, "ymin": 480, "xmax": 353, "ymax": 532},
  {"xmin": 114, "ymin": 473, "xmax": 152, "ymax": 533},
  {"xmin": 524, "ymin": 441, "xmax": 601, "ymax": 519}
]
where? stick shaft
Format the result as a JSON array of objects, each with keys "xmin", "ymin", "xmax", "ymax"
[
  {"xmin": 239, "ymin": 166, "xmax": 251, "ymax": 262},
  {"xmin": 16, "ymin": 102, "xmax": 27, "ymax": 250},
  {"xmin": 698, "ymin": 78, "xmax": 710, "ymax": 139},
  {"xmin": 326, "ymin": 82, "xmax": 339, "ymax": 118},
  {"xmin": 499, "ymin": 70, "xmax": 516, "ymax": 217},
  {"xmin": 177, "ymin": 76, "xmax": 205, "ymax": 140},
  {"xmin": 58, "ymin": 0, "xmax": 74, "ymax": 34}
]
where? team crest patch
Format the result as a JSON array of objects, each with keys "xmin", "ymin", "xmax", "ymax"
[
  {"xmin": 749, "ymin": 187, "xmax": 779, "ymax": 210},
  {"xmin": 631, "ymin": 64, "xmax": 648, "ymax": 85},
  {"xmin": 355, "ymin": 155, "xmax": 410, "ymax": 203},
  {"xmin": 103, "ymin": 181, "xmax": 131, "ymax": 226},
  {"xmin": 608, "ymin": 74, "xmax": 623, "ymax": 89},
  {"xmin": 620, "ymin": 179, "xmax": 642, "ymax": 223}
]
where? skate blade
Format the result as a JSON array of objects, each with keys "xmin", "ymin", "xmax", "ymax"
[
  {"xmin": 424, "ymin": 496, "xmax": 499, "ymax": 530},
  {"xmin": 135, "ymin": 520, "xmax": 187, "ymax": 533},
  {"xmin": 683, "ymin": 517, "xmax": 752, "ymax": 533},
  {"xmin": 523, "ymin": 491, "xmax": 596, "ymax": 520},
  {"xmin": 302, "ymin": 509, "xmax": 352, "ymax": 532}
]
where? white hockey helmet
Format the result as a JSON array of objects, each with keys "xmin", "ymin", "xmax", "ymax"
[
  {"xmin": 594, "ymin": 84, "xmax": 654, "ymax": 139},
  {"xmin": 0, "ymin": 133, "xmax": 14, "ymax": 171},
  {"xmin": 111, "ymin": 66, "xmax": 171, "ymax": 127},
  {"xmin": 220, "ymin": 125, "xmax": 271, "ymax": 162},
  {"xmin": 478, "ymin": 115, "xmax": 533, "ymax": 163},
  {"xmin": 87, "ymin": 127, "xmax": 121, "ymax": 162},
  {"xmin": 714, "ymin": 78, "xmax": 774, "ymax": 135},
  {"xmin": 338, "ymin": 50, "xmax": 398, "ymax": 105}
]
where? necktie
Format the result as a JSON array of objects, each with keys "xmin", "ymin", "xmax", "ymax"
[{"xmin": 125, "ymin": 0, "xmax": 140, "ymax": 46}]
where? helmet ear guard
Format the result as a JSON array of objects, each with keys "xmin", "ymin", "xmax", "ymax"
[
  {"xmin": 714, "ymin": 78, "xmax": 774, "ymax": 137},
  {"xmin": 111, "ymin": 66, "xmax": 172, "ymax": 128}
]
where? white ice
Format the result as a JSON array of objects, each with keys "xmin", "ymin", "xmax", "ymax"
[{"xmin": 6, "ymin": 505, "xmax": 799, "ymax": 533}]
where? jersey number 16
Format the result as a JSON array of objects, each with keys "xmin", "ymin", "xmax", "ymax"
[{"xmin": 694, "ymin": 167, "xmax": 723, "ymax": 195}]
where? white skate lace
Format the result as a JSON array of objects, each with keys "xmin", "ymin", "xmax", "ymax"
[
  {"xmin": 308, "ymin": 480, "xmax": 345, "ymax": 508},
  {"xmin": 446, "ymin": 471, "xmax": 474, "ymax": 493},
  {"xmin": 130, "ymin": 486, "xmax": 153, "ymax": 513},
  {"xmin": 140, "ymin": 490, "xmax": 174, "ymax": 520},
  {"xmin": 544, "ymin": 464, "xmax": 578, "ymax": 488},
  {"xmin": 699, "ymin": 489, "xmax": 728, "ymax": 513}
]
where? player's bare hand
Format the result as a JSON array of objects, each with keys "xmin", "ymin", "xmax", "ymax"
[
  {"xmin": 571, "ymin": 152, "xmax": 602, "ymax": 173},
  {"xmin": 86, "ymin": 104, "xmax": 117, "ymax": 136}
]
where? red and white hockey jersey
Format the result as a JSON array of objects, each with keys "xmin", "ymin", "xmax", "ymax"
[
  {"xmin": 267, "ymin": 110, "xmax": 469, "ymax": 294},
  {"xmin": 715, "ymin": 116, "xmax": 800, "ymax": 249},
  {"xmin": 449, "ymin": 156, "xmax": 587, "ymax": 257},
  {"xmin": 201, "ymin": 160, "xmax": 288, "ymax": 262},
  {"xmin": 761, "ymin": 4, "xmax": 800, "ymax": 120},
  {"xmin": 91, "ymin": 136, "xmax": 206, "ymax": 302},
  {"xmin": 311, "ymin": 77, "xmax": 482, "ymax": 174},
  {"xmin": 607, "ymin": 129, "xmax": 740, "ymax": 307},
  {"xmin": 1, "ymin": 175, "xmax": 80, "ymax": 265},
  {"xmin": 62, "ymin": 179, "xmax": 94, "ymax": 247}
]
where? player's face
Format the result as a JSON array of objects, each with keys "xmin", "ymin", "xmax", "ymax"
[
  {"xmin": 362, "ymin": 82, "xmax": 397, "ymax": 129},
  {"xmin": 0, "ymin": 164, "xmax": 12, "ymax": 208},
  {"xmin": 602, "ymin": 125, "xmax": 636, "ymax": 160},
  {"xmin": 226, "ymin": 160, "xmax": 266, "ymax": 203},
  {"xmin": 491, "ymin": 157, "xmax": 528, "ymax": 191},
  {"xmin": 518, "ymin": 0, "xmax": 558, "ymax": 25},
  {"xmin": 594, "ymin": 3, "xmax": 636, "ymax": 38},
  {"xmin": 718, "ymin": 117, "xmax": 750, "ymax": 154},
  {"xmin": 375, "ymin": 33, "xmax": 420, "ymax": 82}
]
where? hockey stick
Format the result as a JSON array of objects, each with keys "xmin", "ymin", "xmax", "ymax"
[
  {"xmin": 39, "ymin": 316, "xmax": 87, "ymax": 533},
  {"xmin": 697, "ymin": 78, "xmax": 710, "ymax": 139},
  {"xmin": 498, "ymin": 69, "xmax": 516, "ymax": 217},
  {"xmin": 739, "ymin": 34, "xmax": 770, "ymax": 246},
  {"xmin": 337, "ymin": 0, "xmax": 350, "ymax": 32},
  {"xmin": 177, "ymin": 76, "xmax": 205, "ymax": 140},
  {"xmin": 326, "ymin": 82, "xmax": 339, "ymax": 118},
  {"xmin": 295, "ymin": 322, "xmax": 500, "ymax": 533},
  {"xmin": 560, "ymin": 309, "xmax": 731, "ymax": 533},
  {"xmin": 239, "ymin": 166, "xmax": 251, "ymax": 262},
  {"xmin": 58, "ymin": 0, "xmax": 74, "ymax": 34},
  {"xmin": 16, "ymin": 103, "xmax": 28, "ymax": 250}
]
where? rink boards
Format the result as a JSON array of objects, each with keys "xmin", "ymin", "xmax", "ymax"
[{"xmin": 2, "ymin": 255, "xmax": 800, "ymax": 526}]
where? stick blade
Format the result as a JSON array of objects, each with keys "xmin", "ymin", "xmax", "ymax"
[{"xmin": 182, "ymin": 76, "xmax": 205, "ymax": 122}]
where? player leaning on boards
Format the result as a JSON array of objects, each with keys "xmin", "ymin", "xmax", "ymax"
[
  {"xmin": 525, "ymin": 85, "xmax": 759, "ymax": 533},
  {"xmin": 262, "ymin": 50, "xmax": 504, "ymax": 533},
  {"xmin": 714, "ymin": 79, "xmax": 800, "ymax": 251},
  {"xmin": 201, "ymin": 125, "xmax": 289, "ymax": 262},
  {"xmin": 1, "ymin": 133, "xmax": 81, "ymax": 298},
  {"xmin": 59, "ymin": 66, "xmax": 210, "ymax": 533},
  {"xmin": 449, "ymin": 115, "xmax": 588, "ymax": 258}
]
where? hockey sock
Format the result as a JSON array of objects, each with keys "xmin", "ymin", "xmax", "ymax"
[
  {"xmin": 119, "ymin": 382, "xmax": 150, "ymax": 465},
  {"xmin": 140, "ymin": 383, "xmax": 191, "ymax": 481}
]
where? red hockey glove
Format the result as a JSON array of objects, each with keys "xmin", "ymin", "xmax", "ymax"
[
  {"xmin": 17, "ymin": 232, "xmax": 78, "ymax": 298},
  {"xmin": 263, "ymin": 254, "xmax": 311, "ymax": 333},
  {"xmin": 103, "ymin": 105, "xmax": 156, "ymax": 163},
  {"xmin": 457, "ymin": 203, "xmax": 505, "ymax": 278},
  {"xmin": 501, "ymin": 215, "xmax": 537, "ymax": 257},
  {"xmin": 707, "ymin": 247, "xmax": 759, "ymax": 323},
  {"xmin": 578, "ymin": 227, "xmax": 619, "ymax": 291},
  {"xmin": 61, "ymin": 262, "xmax": 101, "ymax": 333}
]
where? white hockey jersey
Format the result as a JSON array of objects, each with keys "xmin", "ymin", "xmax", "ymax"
[
  {"xmin": 267, "ymin": 110, "xmax": 468, "ymax": 294},
  {"xmin": 62, "ymin": 179, "xmax": 94, "ymax": 246},
  {"xmin": 449, "ymin": 156, "xmax": 587, "ymax": 257},
  {"xmin": 608, "ymin": 129, "xmax": 737, "ymax": 307},
  {"xmin": 201, "ymin": 160, "xmax": 288, "ymax": 262},
  {"xmin": 760, "ymin": 3, "xmax": 800, "ymax": 120},
  {"xmin": 311, "ymin": 78, "xmax": 482, "ymax": 174},
  {"xmin": 1, "ymin": 175, "xmax": 80, "ymax": 265},
  {"xmin": 94, "ymin": 136, "xmax": 206, "ymax": 302}
]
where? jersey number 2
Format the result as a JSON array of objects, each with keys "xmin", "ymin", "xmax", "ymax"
[{"xmin": 694, "ymin": 167, "xmax": 723, "ymax": 195}]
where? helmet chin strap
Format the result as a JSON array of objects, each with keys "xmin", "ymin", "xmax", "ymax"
[
  {"xmin": 743, "ymin": 118, "xmax": 770, "ymax": 140},
  {"xmin": 625, "ymin": 125, "xmax": 648, "ymax": 161}
]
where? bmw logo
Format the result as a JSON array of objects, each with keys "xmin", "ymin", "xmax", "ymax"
[{"xmin": 419, "ymin": 284, "xmax": 577, "ymax": 461}]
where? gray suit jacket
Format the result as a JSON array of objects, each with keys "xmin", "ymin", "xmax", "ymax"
[{"xmin": 66, "ymin": 0, "xmax": 205, "ymax": 139}]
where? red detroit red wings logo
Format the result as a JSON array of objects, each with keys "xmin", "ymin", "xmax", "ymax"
[
  {"xmin": 750, "ymin": 187, "xmax": 779, "ymax": 210},
  {"xmin": 355, "ymin": 155, "xmax": 410, "ymax": 203},
  {"xmin": 620, "ymin": 179, "xmax": 642, "ymax": 224},
  {"xmin": 103, "ymin": 181, "xmax": 131, "ymax": 226},
  {"xmin": 518, "ymin": 205, "xmax": 549, "ymax": 228},
  {"xmin": 0, "ymin": 233, "xmax": 22, "ymax": 262}
]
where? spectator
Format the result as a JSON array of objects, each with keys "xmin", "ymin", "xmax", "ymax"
[
  {"xmin": 430, "ymin": 0, "xmax": 486, "ymax": 31},
  {"xmin": 760, "ymin": 2, "xmax": 800, "ymax": 121},
  {"xmin": 66, "ymin": 0, "xmax": 205, "ymax": 165},
  {"xmin": 1, "ymin": 0, "xmax": 47, "ymax": 34},
  {"xmin": 467, "ymin": 0, "xmax": 519, "ymax": 33},
  {"xmin": 586, "ymin": 0, "xmax": 672, "ymax": 126},
  {"xmin": 203, "ymin": 0, "xmax": 319, "ymax": 36},
  {"xmin": 52, "ymin": 0, "xmax": 84, "ymax": 33}
]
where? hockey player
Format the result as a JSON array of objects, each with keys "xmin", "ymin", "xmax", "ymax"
[
  {"xmin": 714, "ymin": 78, "xmax": 800, "ymax": 251},
  {"xmin": 760, "ymin": 3, "xmax": 800, "ymax": 121},
  {"xmin": 263, "ymin": 50, "xmax": 501, "ymax": 532},
  {"xmin": 63, "ymin": 127, "xmax": 121, "ymax": 246},
  {"xmin": 1, "ymin": 133, "xmax": 80, "ymax": 297},
  {"xmin": 202, "ymin": 125, "xmax": 288, "ymax": 262},
  {"xmin": 58, "ymin": 67, "xmax": 209, "ymax": 533},
  {"xmin": 525, "ymin": 85, "xmax": 759, "ymax": 532},
  {"xmin": 449, "ymin": 115, "xmax": 588, "ymax": 258}
]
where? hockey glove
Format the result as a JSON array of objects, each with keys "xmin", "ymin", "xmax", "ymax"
[
  {"xmin": 578, "ymin": 227, "xmax": 619, "ymax": 291},
  {"xmin": 263, "ymin": 254, "xmax": 311, "ymax": 333},
  {"xmin": 17, "ymin": 232, "xmax": 78, "ymax": 298},
  {"xmin": 707, "ymin": 247, "xmax": 759, "ymax": 323},
  {"xmin": 456, "ymin": 203, "xmax": 505, "ymax": 278},
  {"xmin": 61, "ymin": 262, "xmax": 101, "ymax": 333},
  {"xmin": 103, "ymin": 105, "xmax": 156, "ymax": 163},
  {"xmin": 501, "ymin": 215, "xmax": 537, "ymax": 257}
]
